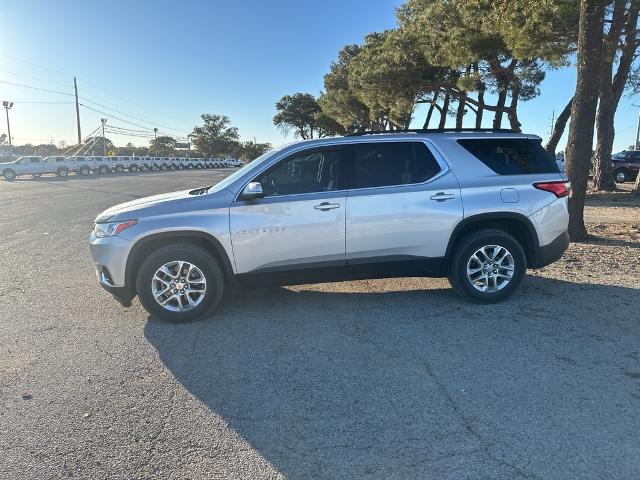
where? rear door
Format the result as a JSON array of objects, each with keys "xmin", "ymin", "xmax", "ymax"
[{"xmin": 345, "ymin": 140, "xmax": 462, "ymax": 263}]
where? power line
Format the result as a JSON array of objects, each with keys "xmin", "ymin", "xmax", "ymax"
[
  {"xmin": 0, "ymin": 79, "xmax": 74, "ymax": 96},
  {"xmin": 79, "ymin": 96, "xmax": 186, "ymax": 133},
  {"xmin": 9, "ymin": 101, "xmax": 74, "ymax": 104},
  {"xmin": 0, "ymin": 68, "xmax": 75, "ymax": 89},
  {"xmin": 0, "ymin": 52, "xmax": 74, "ymax": 78}
]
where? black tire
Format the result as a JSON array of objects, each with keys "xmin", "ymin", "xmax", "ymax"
[
  {"xmin": 79, "ymin": 166, "xmax": 90, "ymax": 175},
  {"xmin": 2, "ymin": 169, "xmax": 16, "ymax": 181},
  {"xmin": 56, "ymin": 167, "xmax": 69, "ymax": 177},
  {"xmin": 614, "ymin": 168, "xmax": 628, "ymax": 183},
  {"xmin": 447, "ymin": 228, "xmax": 527, "ymax": 303},
  {"xmin": 130, "ymin": 165, "xmax": 138, "ymax": 172},
  {"xmin": 100, "ymin": 166, "xmax": 109, "ymax": 174},
  {"xmin": 136, "ymin": 243, "xmax": 224, "ymax": 322},
  {"xmin": 32, "ymin": 172, "xmax": 42, "ymax": 178},
  {"xmin": 115, "ymin": 165, "xmax": 124, "ymax": 173}
]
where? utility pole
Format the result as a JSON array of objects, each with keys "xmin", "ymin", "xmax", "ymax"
[
  {"xmin": 101, "ymin": 118, "xmax": 107, "ymax": 156},
  {"xmin": 74, "ymin": 77, "xmax": 82, "ymax": 145},
  {"xmin": 549, "ymin": 110, "xmax": 555, "ymax": 137},
  {"xmin": 2, "ymin": 101, "xmax": 13, "ymax": 156},
  {"xmin": 153, "ymin": 127, "xmax": 158, "ymax": 140}
]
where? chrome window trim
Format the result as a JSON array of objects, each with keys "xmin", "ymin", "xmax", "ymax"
[{"xmin": 233, "ymin": 138, "xmax": 451, "ymax": 201}]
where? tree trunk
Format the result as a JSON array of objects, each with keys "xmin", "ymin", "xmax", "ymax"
[
  {"xmin": 564, "ymin": 0, "xmax": 607, "ymax": 241},
  {"xmin": 592, "ymin": 0, "xmax": 639, "ymax": 191},
  {"xmin": 475, "ymin": 86, "xmax": 485, "ymax": 129},
  {"xmin": 493, "ymin": 88, "xmax": 507, "ymax": 129},
  {"xmin": 545, "ymin": 97, "xmax": 573, "ymax": 155},
  {"xmin": 423, "ymin": 93, "xmax": 439, "ymax": 129},
  {"xmin": 507, "ymin": 88, "xmax": 521, "ymax": 132},
  {"xmin": 456, "ymin": 98, "xmax": 465, "ymax": 129},
  {"xmin": 633, "ymin": 167, "xmax": 640, "ymax": 194},
  {"xmin": 593, "ymin": 101, "xmax": 618, "ymax": 191},
  {"xmin": 439, "ymin": 92, "xmax": 450, "ymax": 129}
]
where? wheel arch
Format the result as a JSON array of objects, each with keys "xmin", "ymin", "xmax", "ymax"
[
  {"xmin": 446, "ymin": 213, "xmax": 539, "ymax": 267},
  {"xmin": 124, "ymin": 231, "xmax": 234, "ymax": 295}
]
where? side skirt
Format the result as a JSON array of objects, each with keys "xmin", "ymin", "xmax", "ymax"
[{"xmin": 235, "ymin": 257, "xmax": 448, "ymax": 288}]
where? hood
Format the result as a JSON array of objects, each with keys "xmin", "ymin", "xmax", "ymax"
[
  {"xmin": 94, "ymin": 187, "xmax": 233, "ymax": 223},
  {"xmin": 0, "ymin": 160, "xmax": 16, "ymax": 168}
]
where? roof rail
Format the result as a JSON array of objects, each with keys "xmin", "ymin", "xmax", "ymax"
[{"xmin": 345, "ymin": 128, "xmax": 517, "ymax": 136}]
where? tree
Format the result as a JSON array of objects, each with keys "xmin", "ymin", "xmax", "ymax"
[
  {"xmin": 397, "ymin": 0, "xmax": 577, "ymax": 130},
  {"xmin": 235, "ymin": 140, "xmax": 272, "ymax": 162},
  {"xmin": 0, "ymin": 134, "xmax": 8, "ymax": 146},
  {"xmin": 546, "ymin": 97, "xmax": 573, "ymax": 154},
  {"xmin": 565, "ymin": 0, "xmax": 608, "ymax": 241},
  {"xmin": 273, "ymin": 93, "xmax": 321, "ymax": 139},
  {"xmin": 149, "ymin": 135, "xmax": 177, "ymax": 156},
  {"xmin": 318, "ymin": 45, "xmax": 374, "ymax": 132},
  {"xmin": 592, "ymin": 0, "xmax": 640, "ymax": 191},
  {"xmin": 190, "ymin": 114, "xmax": 240, "ymax": 157},
  {"xmin": 347, "ymin": 30, "xmax": 444, "ymax": 130}
]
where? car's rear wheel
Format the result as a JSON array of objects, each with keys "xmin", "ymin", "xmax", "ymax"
[
  {"xmin": 99, "ymin": 166, "xmax": 109, "ymax": 174},
  {"xmin": 115, "ymin": 165, "xmax": 124, "ymax": 173},
  {"xmin": 78, "ymin": 166, "xmax": 90, "ymax": 175},
  {"xmin": 2, "ymin": 169, "xmax": 16, "ymax": 181},
  {"xmin": 130, "ymin": 165, "xmax": 138, "ymax": 172},
  {"xmin": 32, "ymin": 172, "xmax": 42, "ymax": 178},
  {"xmin": 136, "ymin": 243, "xmax": 224, "ymax": 322},
  {"xmin": 56, "ymin": 167, "xmax": 69, "ymax": 177},
  {"xmin": 448, "ymin": 229, "xmax": 526, "ymax": 303}
]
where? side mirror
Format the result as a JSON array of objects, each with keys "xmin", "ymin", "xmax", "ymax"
[{"xmin": 240, "ymin": 181, "xmax": 265, "ymax": 200}]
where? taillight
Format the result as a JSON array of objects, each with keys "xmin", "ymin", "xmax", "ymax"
[{"xmin": 533, "ymin": 181, "xmax": 570, "ymax": 198}]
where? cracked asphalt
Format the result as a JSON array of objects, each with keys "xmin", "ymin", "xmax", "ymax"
[{"xmin": 1, "ymin": 170, "xmax": 639, "ymax": 479}]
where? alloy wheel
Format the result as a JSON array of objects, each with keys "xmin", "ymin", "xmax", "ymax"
[
  {"xmin": 466, "ymin": 245, "xmax": 515, "ymax": 293},
  {"xmin": 151, "ymin": 260, "xmax": 207, "ymax": 312}
]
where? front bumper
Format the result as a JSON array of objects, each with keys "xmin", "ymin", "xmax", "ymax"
[
  {"xmin": 89, "ymin": 233, "xmax": 135, "ymax": 306},
  {"xmin": 531, "ymin": 231, "xmax": 569, "ymax": 269}
]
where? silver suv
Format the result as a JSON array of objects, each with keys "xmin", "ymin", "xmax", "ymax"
[{"xmin": 90, "ymin": 130, "xmax": 570, "ymax": 322}]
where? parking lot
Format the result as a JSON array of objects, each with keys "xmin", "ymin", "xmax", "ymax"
[{"xmin": 1, "ymin": 170, "xmax": 639, "ymax": 479}]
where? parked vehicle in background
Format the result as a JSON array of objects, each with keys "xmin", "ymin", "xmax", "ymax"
[
  {"xmin": 42, "ymin": 156, "xmax": 72, "ymax": 177},
  {"xmin": 127, "ymin": 156, "xmax": 142, "ymax": 172},
  {"xmin": 90, "ymin": 156, "xmax": 110, "ymax": 174},
  {"xmin": 226, "ymin": 159, "xmax": 243, "ymax": 167},
  {"xmin": 109, "ymin": 156, "xmax": 126, "ymax": 173},
  {"xmin": 90, "ymin": 129, "xmax": 570, "ymax": 322},
  {"xmin": 0, "ymin": 155, "xmax": 44, "ymax": 180},
  {"xmin": 611, "ymin": 150, "xmax": 640, "ymax": 183}
]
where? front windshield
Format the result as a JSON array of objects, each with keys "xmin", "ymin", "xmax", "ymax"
[{"xmin": 208, "ymin": 149, "xmax": 278, "ymax": 194}]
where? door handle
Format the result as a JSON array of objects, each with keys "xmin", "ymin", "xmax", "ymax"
[
  {"xmin": 430, "ymin": 192, "xmax": 456, "ymax": 202},
  {"xmin": 314, "ymin": 202, "xmax": 341, "ymax": 211}
]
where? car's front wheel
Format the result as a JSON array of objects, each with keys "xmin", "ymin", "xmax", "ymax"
[
  {"xmin": 56, "ymin": 167, "xmax": 69, "ymax": 177},
  {"xmin": 448, "ymin": 229, "xmax": 526, "ymax": 303},
  {"xmin": 136, "ymin": 243, "xmax": 224, "ymax": 322},
  {"xmin": 2, "ymin": 169, "xmax": 16, "ymax": 181}
]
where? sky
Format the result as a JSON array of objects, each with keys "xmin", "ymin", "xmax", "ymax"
[{"xmin": 1, "ymin": 0, "xmax": 639, "ymax": 153}]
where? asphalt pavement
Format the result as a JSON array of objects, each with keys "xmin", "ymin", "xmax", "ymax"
[{"xmin": 1, "ymin": 170, "xmax": 639, "ymax": 479}]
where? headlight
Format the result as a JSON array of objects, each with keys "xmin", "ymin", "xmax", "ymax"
[{"xmin": 93, "ymin": 219, "xmax": 137, "ymax": 238}]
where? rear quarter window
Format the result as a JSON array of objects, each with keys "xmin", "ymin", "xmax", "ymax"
[{"xmin": 457, "ymin": 138, "xmax": 560, "ymax": 175}]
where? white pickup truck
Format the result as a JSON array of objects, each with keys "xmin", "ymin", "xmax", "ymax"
[{"xmin": 0, "ymin": 156, "xmax": 75, "ymax": 180}]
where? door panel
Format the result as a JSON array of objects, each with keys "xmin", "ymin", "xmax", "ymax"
[
  {"xmin": 346, "ymin": 171, "xmax": 463, "ymax": 261},
  {"xmin": 230, "ymin": 191, "xmax": 346, "ymax": 274}
]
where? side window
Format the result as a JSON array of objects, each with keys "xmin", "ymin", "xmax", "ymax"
[
  {"xmin": 353, "ymin": 141, "xmax": 441, "ymax": 189},
  {"xmin": 458, "ymin": 138, "xmax": 560, "ymax": 174},
  {"xmin": 257, "ymin": 148, "xmax": 342, "ymax": 197},
  {"xmin": 30, "ymin": 157, "xmax": 41, "ymax": 163}
]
